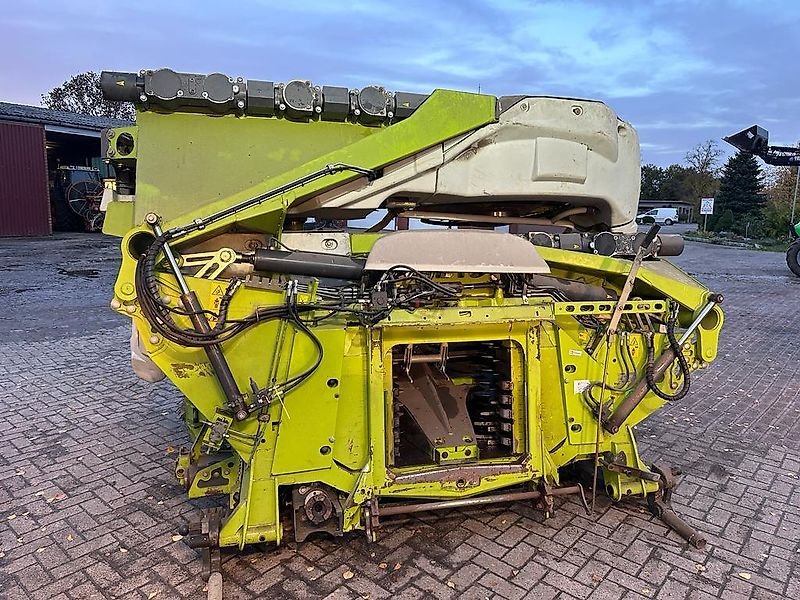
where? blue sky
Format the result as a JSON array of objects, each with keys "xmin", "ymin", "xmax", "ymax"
[{"xmin": 1, "ymin": 0, "xmax": 798, "ymax": 166}]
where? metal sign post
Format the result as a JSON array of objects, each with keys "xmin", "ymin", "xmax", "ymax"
[{"xmin": 700, "ymin": 197, "xmax": 714, "ymax": 232}]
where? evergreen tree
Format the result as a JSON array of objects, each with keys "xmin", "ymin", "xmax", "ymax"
[
  {"xmin": 715, "ymin": 151, "xmax": 765, "ymax": 223},
  {"xmin": 640, "ymin": 164, "xmax": 665, "ymax": 199}
]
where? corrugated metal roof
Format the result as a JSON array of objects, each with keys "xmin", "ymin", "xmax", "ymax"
[
  {"xmin": 0, "ymin": 102, "xmax": 131, "ymax": 131},
  {"xmin": 0, "ymin": 121, "xmax": 51, "ymax": 236}
]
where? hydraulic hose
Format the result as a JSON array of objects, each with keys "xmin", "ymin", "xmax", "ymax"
[{"xmin": 645, "ymin": 305, "xmax": 690, "ymax": 402}]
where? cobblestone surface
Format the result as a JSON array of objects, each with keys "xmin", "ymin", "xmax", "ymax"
[{"xmin": 1, "ymin": 233, "xmax": 799, "ymax": 600}]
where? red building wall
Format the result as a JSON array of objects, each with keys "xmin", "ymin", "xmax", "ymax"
[{"xmin": 0, "ymin": 120, "xmax": 51, "ymax": 236}]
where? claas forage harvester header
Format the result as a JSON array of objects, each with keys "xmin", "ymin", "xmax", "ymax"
[{"xmin": 99, "ymin": 68, "xmax": 723, "ymax": 584}]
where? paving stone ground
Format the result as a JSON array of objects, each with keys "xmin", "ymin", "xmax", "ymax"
[{"xmin": 1, "ymin": 233, "xmax": 799, "ymax": 600}]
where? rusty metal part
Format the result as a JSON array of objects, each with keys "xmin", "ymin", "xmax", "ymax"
[
  {"xmin": 603, "ymin": 295, "xmax": 722, "ymax": 434},
  {"xmin": 656, "ymin": 234, "xmax": 684, "ymax": 257},
  {"xmin": 180, "ymin": 507, "xmax": 223, "ymax": 581},
  {"xmin": 388, "ymin": 458, "xmax": 527, "ymax": 484},
  {"xmin": 646, "ymin": 463, "xmax": 706, "ymax": 549},
  {"xmin": 591, "ymin": 226, "xmax": 661, "ymax": 512},
  {"xmin": 525, "ymin": 274, "xmax": 612, "ymax": 302},
  {"xmin": 150, "ymin": 221, "xmax": 249, "ymax": 421},
  {"xmin": 603, "ymin": 346, "xmax": 675, "ymax": 434},
  {"xmin": 304, "ymin": 489, "xmax": 334, "ymax": 524},
  {"xmin": 375, "ymin": 484, "xmax": 588, "ymax": 518},
  {"xmin": 363, "ymin": 498, "xmax": 379, "ymax": 542},
  {"xmin": 647, "ymin": 495, "xmax": 706, "ymax": 549},
  {"xmin": 394, "ymin": 362, "xmax": 476, "ymax": 457},
  {"xmin": 601, "ymin": 452, "xmax": 661, "ymax": 482},
  {"xmin": 292, "ymin": 484, "xmax": 343, "ymax": 542}
]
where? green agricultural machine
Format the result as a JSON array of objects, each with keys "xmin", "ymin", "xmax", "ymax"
[{"xmin": 100, "ymin": 69, "xmax": 724, "ymax": 590}]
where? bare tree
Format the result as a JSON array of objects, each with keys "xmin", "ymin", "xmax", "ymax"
[
  {"xmin": 685, "ymin": 140, "xmax": 723, "ymax": 177},
  {"xmin": 683, "ymin": 140, "xmax": 723, "ymax": 205},
  {"xmin": 42, "ymin": 71, "xmax": 135, "ymax": 121}
]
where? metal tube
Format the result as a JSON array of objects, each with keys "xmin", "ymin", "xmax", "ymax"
[
  {"xmin": 604, "ymin": 295, "xmax": 722, "ymax": 434},
  {"xmin": 650, "ymin": 497, "xmax": 706, "ymax": 549},
  {"xmin": 150, "ymin": 220, "xmax": 248, "ymax": 420},
  {"xmin": 678, "ymin": 296, "xmax": 721, "ymax": 345},
  {"xmin": 659, "ymin": 506, "xmax": 706, "ymax": 549},
  {"xmin": 604, "ymin": 350, "xmax": 675, "ymax": 434},
  {"xmin": 152, "ymin": 223, "xmax": 190, "ymax": 295},
  {"xmin": 180, "ymin": 291, "xmax": 248, "ymax": 420},
  {"xmin": 377, "ymin": 485, "xmax": 583, "ymax": 517},
  {"xmin": 167, "ymin": 163, "xmax": 375, "ymax": 240}
]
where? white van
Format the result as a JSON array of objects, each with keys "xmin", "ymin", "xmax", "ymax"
[{"xmin": 635, "ymin": 207, "xmax": 679, "ymax": 225}]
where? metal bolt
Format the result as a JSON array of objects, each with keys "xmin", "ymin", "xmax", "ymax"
[
  {"xmin": 145, "ymin": 212, "xmax": 159, "ymax": 225},
  {"xmin": 278, "ymin": 103, "xmax": 286, "ymax": 111},
  {"xmin": 237, "ymin": 100, "xmax": 245, "ymax": 109},
  {"xmin": 125, "ymin": 305, "xmax": 136, "ymax": 314},
  {"xmin": 202, "ymin": 91, "xmax": 209, "ymax": 98},
  {"xmin": 106, "ymin": 129, "xmax": 115, "ymax": 140},
  {"xmin": 149, "ymin": 335, "xmax": 160, "ymax": 344},
  {"xmin": 176, "ymin": 90, "xmax": 184, "ymax": 97},
  {"xmin": 387, "ymin": 111, "xmax": 394, "ymax": 118},
  {"xmin": 139, "ymin": 94, "xmax": 147, "ymax": 102},
  {"xmin": 314, "ymin": 106, "xmax": 322, "ymax": 113},
  {"xmin": 110, "ymin": 299, "xmax": 121, "ymax": 310},
  {"xmin": 232, "ymin": 85, "xmax": 240, "ymax": 93},
  {"xmin": 328, "ymin": 436, "xmax": 335, "ymax": 443},
  {"xmin": 161, "ymin": 295, "xmax": 172, "ymax": 305}
]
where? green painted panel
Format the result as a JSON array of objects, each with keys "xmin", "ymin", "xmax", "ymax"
[{"xmin": 136, "ymin": 111, "xmax": 377, "ymax": 223}]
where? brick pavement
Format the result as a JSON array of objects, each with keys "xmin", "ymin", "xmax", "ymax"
[{"xmin": 1, "ymin": 234, "xmax": 799, "ymax": 599}]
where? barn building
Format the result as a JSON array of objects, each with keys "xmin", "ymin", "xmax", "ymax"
[{"xmin": 0, "ymin": 102, "xmax": 130, "ymax": 236}]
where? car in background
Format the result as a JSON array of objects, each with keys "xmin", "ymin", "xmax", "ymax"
[{"xmin": 636, "ymin": 207, "xmax": 679, "ymax": 225}]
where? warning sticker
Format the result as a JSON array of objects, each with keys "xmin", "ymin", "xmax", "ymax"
[{"xmin": 573, "ymin": 380, "xmax": 591, "ymax": 394}]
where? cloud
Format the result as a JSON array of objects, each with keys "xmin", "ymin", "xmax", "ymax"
[
  {"xmin": 637, "ymin": 119, "xmax": 731, "ymax": 131},
  {"xmin": 1, "ymin": 0, "xmax": 799, "ymax": 167}
]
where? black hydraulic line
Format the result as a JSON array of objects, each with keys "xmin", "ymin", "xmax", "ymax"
[
  {"xmin": 138, "ymin": 223, "xmax": 251, "ymax": 420},
  {"xmin": 130, "ymin": 162, "xmax": 379, "ymax": 417},
  {"xmin": 603, "ymin": 338, "xmax": 682, "ymax": 434},
  {"xmin": 163, "ymin": 163, "xmax": 379, "ymax": 241},
  {"xmin": 180, "ymin": 290, "xmax": 249, "ymax": 421},
  {"xmin": 644, "ymin": 307, "xmax": 691, "ymax": 403},
  {"xmin": 603, "ymin": 295, "xmax": 722, "ymax": 433}
]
